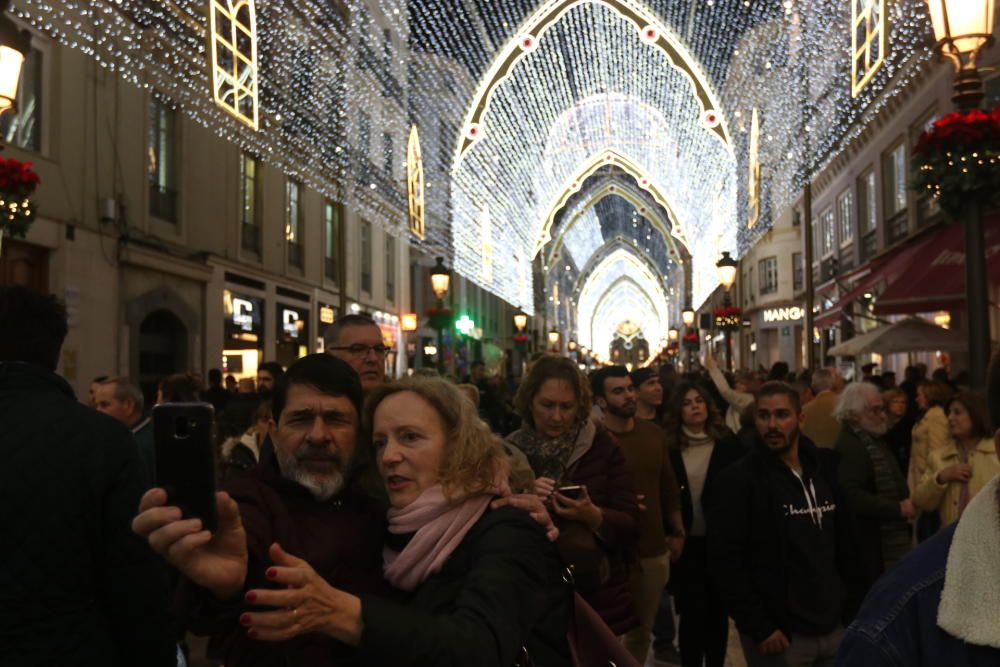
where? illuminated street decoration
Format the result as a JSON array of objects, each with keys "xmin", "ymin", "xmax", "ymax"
[
  {"xmin": 210, "ymin": 0, "xmax": 259, "ymax": 130},
  {"xmin": 407, "ymin": 125, "xmax": 425, "ymax": 240},
  {"xmin": 747, "ymin": 108, "xmax": 760, "ymax": 229},
  {"xmin": 479, "ymin": 204, "xmax": 494, "ymax": 282},
  {"xmin": 852, "ymin": 0, "xmax": 887, "ymax": 98}
]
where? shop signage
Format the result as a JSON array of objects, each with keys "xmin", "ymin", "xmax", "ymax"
[
  {"xmin": 282, "ymin": 309, "xmax": 303, "ymax": 338},
  {"xmin": 401, "ymin": 313, "xmax": 418, "ymax": 332},
  {"xmin": 277, "ymin": 303, "xmax": 309, "ymax": 342},
  {"xmin": 763, "ymin": 306, "xmax": 804, "ymax": 323},
  {"xmin": 320, "ymin": 305, "xmax": 335, "ymax": 325},
  {"xmin": 233, "ymin": 297, "xmax": 256, "ymax": 332},
  {"xmin": 225, "ymin": 291, "xmax": 263, "ymax": 346}
]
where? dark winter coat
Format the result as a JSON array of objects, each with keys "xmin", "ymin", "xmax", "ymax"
[
  {"xmin": 0, "ymin": 361, "xmax": 176, "ymax": 666},
  {"xmin": 706, "ymin": 434, "xmax": 865, "ymax": 643},
  {"xmin": 356, "ymin": 506, "xmax": 572, "ymax": 667},
  {"xmin": 177, "ymin": 451, "xmax": 388, "ymax": 666},
  {"xmin": 667, "ymin": 433, "xmax": 747, "ymax": 603},
  {"xmin": 834, "ymin": 423, "xmax": 909, "ymax": 583},
  {"xmin": 563, "ymin": 427, "xmax": 641, "ymax": 635}
]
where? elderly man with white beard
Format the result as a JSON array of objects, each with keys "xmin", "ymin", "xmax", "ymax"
[{"xmin": 833, "ymin": 382, "xmax": 914, "ymax": 589}]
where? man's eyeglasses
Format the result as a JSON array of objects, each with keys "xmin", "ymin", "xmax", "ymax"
[{"xmin": 328, "ymin": 344, "xmax": 390, "ymax": 357}]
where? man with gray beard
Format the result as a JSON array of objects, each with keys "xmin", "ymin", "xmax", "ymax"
[
  {"xmin": 833, "ymin": 382, "xmax": 914, "ymax": 587},
  {"xmin": 134, "ymin": 354, "xmax": 387, "ymax": 667}
]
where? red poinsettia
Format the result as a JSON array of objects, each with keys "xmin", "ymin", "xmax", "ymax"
[
  {"xmin": 713, "ymin": 306, "xmax": 742, "ymax": 318},
  {"xmin": 513, "ymin": 333, "xmax": 530, "ymax": 343},
  {"xmin": 914, "ymin": 107, "xmax": 1000, "ymax": 155},
  {"xmin": 682, "ymin": 333, "xmax": 699, "ymax": 343},
  {"xmin": 0, "ymin": 156, "xmax": 39, "ymax": 198}
]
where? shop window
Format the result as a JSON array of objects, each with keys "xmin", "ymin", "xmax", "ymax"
[
  {"xmin": 851, "ymin": 0, "xmax": 886, "ymax": 97},
  {"xmin": 324, "ymin": 200, "xmax": 340, "ymax": 281},
  {"xmin": 361, "ymin": 220, "xmax": 372, "ymax": 294},
  {"xmin": 838, "ymin": 190, "xmax": 854, "ymax": 246},
  {"xmin": 210, "ymin": 0, "xmax": 259, "ymax": 130},
  {"xmin": 759, "ymin": 256, "xmax": 778, "ymax": 295},
  {"xmin": 148, "ymin": 96, "xmax": 177, "ymax": 222},
  {"xmin": 240, "ymin": 153, "xmax": 259, "ymax": 252},
  {"xmin": 0, "ymin": 45, "xmax": 42, "ymax": 152}
]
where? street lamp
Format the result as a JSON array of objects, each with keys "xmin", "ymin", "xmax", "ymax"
[
  {"xmin": 682, "ymin": 306, "xmax": 695, "ymax": 327},
  {"xmin": 513, "ymin": 311, "xmax": 528, "ymax": 332},
  {"xmin": 568, "ymin": 339, "xmax": 577, "ymax": 352},
  {"xmin": 547, "ymin": 329, "xmax": 560, "ymax": 351},
  {"xmin": 716, "ymin": 251, "xmax": 739, "ymax": 371},
  {"xmin": 926, "ymin": 0, "xmax": 996, "ymax": 111},
  {"xmin": 429, "ymin": 257, "xmax": 452, "ymax": 373},
  {"xmin": 668, "ymin": 327, "xmax": 679, "ymax": 341},
  {"xmin": 0, "ymin": 1, "xmax": 28, "ymax": 117},
  {"xmin": 925, "ymin": 0, "xmax": 996, "ymax": 390}
]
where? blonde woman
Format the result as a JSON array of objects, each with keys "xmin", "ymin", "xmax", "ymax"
[
  {"xmin": 913, "ymin": 391, "xmax": 1000, "ymax": 529},
  {"xmin": 908, "ymin": 381, "xmax": 953, "ymax": 540}
]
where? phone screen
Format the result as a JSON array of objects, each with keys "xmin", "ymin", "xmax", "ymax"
[
  {"xmin": 557, "ymin": 485, "xmax": 583, "ymax": 500},
  {"xmin": 153, "ymin": 403, "xmax": 218, "ymax": 532}
]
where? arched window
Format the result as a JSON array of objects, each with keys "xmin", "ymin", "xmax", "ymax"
[
  {"xmin": 210, "ymin": 0, "xmax": 259, "ymax": 130},
  {"xmin": 406, "ymin": 125, "xmax": 425, "ymax": 239}
]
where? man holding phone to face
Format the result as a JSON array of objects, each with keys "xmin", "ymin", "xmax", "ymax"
[{"xmin": 591, "ymin": 365, "xmax": 684, "ymax": 666}]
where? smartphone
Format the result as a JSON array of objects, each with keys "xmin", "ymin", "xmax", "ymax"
[
  {"xmin": 153, "ymin": 402, "xmax": 218, "ymax": 533},
  {"xmin": 557, "ymin": 485, "xmax": 584, "ymax": 500}
]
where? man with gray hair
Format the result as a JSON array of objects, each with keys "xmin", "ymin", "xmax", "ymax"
[
  {"xmin": 95, "ymin": 376, "xmax": 155, "ymax": 488},
  {"xmin": 323, "ymin": 313, "xmax": 389, "ymax": 393},
  {"xmin": 803, "ymin": 368, "xmax": 844, "ymax": 449},
  {"xmin": 833, "ymin": 382, "xmax": 913, "ymax": 587}
]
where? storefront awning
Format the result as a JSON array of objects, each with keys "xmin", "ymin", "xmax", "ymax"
[
  {"xmin": 814, "ymin": 236, "xmax": 932, "ymax": 328},
  {"xmin": 873, "ymin": 213, "xmax": 1000, "ymax": 316}
]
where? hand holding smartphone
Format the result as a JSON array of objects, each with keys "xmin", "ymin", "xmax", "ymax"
[
  {"xmin": 153, "ymin": 403, "xmax": 218, "ymax": 533},
  {"xmin": 556, "ymin": 485, "xmax": 584, "ymax": 500}
]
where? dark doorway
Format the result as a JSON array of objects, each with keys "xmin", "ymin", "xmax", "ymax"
[
  {"xmin": 138, "ymin": 309, "xmax": 188, "ymax": 408},
  {"xmin": 0, "ymin": 237, "xmax": 48, "ymax": 291}
]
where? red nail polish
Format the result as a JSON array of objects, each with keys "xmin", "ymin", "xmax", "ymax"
[
  {"xmin": 244, "ymin": 591, "xmax": 257, "ymax": 603},
  {"xmin": 266, "ymin": 567, "xmax": 277, "ymax": 579},
  {"xmin": 247, "ymin": 628, "xmax": 258, "ymax": 639},
  {"xmin": 240, "ymin": 613, "xmax": 252, "ymax": 626}
]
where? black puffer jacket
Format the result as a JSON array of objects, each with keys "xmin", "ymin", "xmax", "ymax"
[{"xmin": 0, "ymin": 362, "xmax": 175, "ymax": 666}]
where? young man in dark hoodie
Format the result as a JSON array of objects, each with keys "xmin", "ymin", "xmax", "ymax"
[{"xmin": 707, "ymin": 381, "xmax": 863, "ymax": 667}]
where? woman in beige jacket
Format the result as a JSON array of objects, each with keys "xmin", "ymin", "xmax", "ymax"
[
  {"xmin": 907, "ymin": 381, "xmax": 953, "ymax": 496},
  {"xmin": 914, "ymin": 391, "xmax": 1000, "ymax": 529}
]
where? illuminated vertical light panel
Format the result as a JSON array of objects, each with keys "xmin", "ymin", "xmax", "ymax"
[
  {"xmin": 747, "ymin": 108, "xmax": 761, "ymax": 229},
  {"xmin": 479, "ymin": 204, "xmax": 493, "ymax": 282},
  {"xmin": 852, "ymin": 0, "xmax": 887, "ymax": 98},
  {"xmin": 209, "ymin": 0, "xmax": 259, "ymax": 130},
  {"xmin": 407, "ymin": 124, "xmax": 425, "ymax": 240}
]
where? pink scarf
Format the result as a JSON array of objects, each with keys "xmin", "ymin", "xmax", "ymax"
[{"xmin": 383, "ymin": 484, "xmax": 496, "ymax": 592}]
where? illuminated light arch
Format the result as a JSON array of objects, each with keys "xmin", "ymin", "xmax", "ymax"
[
  {"xmin": 452, "ymin": 0, "xmax": 731, "ymax": 168},
  {"xmin": 534, "ymin": 148, "xmax": 691, "ymax": 257},
  {"xmin": 570, "ymin": 237, "xmax": 678, "ymax": 303},
  {"xmin": 210, "ymin": 0, "xmax": 259, "ymax": 130},
  {"xmin": 585, "ymin": 276, "xmax": 669, "ymax": 356},
  {"xmin": 407, "ymin": 125, "xmax": 425, "ymax": 240},
  {"xmin": 547, "ymin": 178, "xmax": 689, "ymax": 266}
]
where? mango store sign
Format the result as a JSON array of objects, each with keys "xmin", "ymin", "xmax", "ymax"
[{"xmin": 763, "ymin": 306, "xmax": 804, "ymax": 324}]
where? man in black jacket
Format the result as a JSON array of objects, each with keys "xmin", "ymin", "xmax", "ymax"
[
  {"xmin": 0, "ymin": 286, "xmax": 175, "ymax": 666},
  {"xmin": 707, "ymin": 381, "xmax": 863, "ymax": 667}
]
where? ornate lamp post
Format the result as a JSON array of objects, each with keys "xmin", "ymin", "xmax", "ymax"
[
  {"xmin": 429, "ymin": 257, "xmax": 452, "ymax": 373},
  {"xmin": 924, "ymin": 0, "xmax": 996, "ymax": 389},
  {"xmin": 547, "ymin": 329, "xmax": 560, "ymax": 352},
  {"xmin": 0, "ymin": 0, "xmax": 27, "ymax": 119},
  {"xmin": 716, "ymin": 251, "xmax": 739, "ymax": 371},
  {"xmin": 682, "ymin": 305, "xmax": 696, "ymax": 371}
]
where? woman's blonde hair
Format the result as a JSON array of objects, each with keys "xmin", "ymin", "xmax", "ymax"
[
  {"xmin": 513, "ymin": 354, "xmax": 592, "ymax": 428},
  {"xmin": 364, "ymin": 376, "xmax": 505, "ymax": 501}
]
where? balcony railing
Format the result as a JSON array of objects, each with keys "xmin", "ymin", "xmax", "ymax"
[
  {"xmin": 149, "ymin": 181, "xmax": 177, "ymax": 222},
  {"xmin": 241, "ymin": 222, "xmax": 260, "ymax": 253}
]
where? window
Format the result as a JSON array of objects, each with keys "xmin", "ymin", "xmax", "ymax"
[
  {"xmin": 759, "ymin": 256, "xmax": 778, "ymax": 295},
  {"xmin": 886, "ymin": 143, "xmax": 907, "ymax": 215},
  {"xmin": 837, "ymin": 190, "xmax": 854, "ymax": 245},
  {"xmin": 0, "ymin": 46, "xmax": 42, "ymax": 152},
  {"xmin": 210, "ymin": 0, "xmax": 259, "ymax": 129},
  {"xmin": 286, "ymin": 180, "xmax": 302, "ymax": 266},
  {"xmin": 851, "ymin": 0, "xmax": 886, "ymax": 97},
  {"xmin": 747, "ymin": 108, "xmax": 761, "ymax": 228},
  {"xmin": 385, "ymin": 236, "xmax": 396, "ymax": 303},
  {"xmin": 821, "ymin": 208, "xmax": 835, "ymax": 256},
  {"xmin": 148, "ymin": 96, "xmax": 177, "ymax": 222},
  {"xmin": 324, "ymin": 200, "xmax": 339, "ymax": 281},
  {"xmin": 382, "ymin": 132, "xmax": 393, "ymax": 177},
  {"xmin": 858, "ymin": 170, "xmax": 877, "ymax": 234},
  {"xmin": 407, "ymin": 125, "xmax": 425, "ymax": 239},
  {"xmin": 361, "ymin": 220, "xmax": 372, "ymax": 293},
  {"xmin": 793, "ymin": 252, "xmax": 804, "ymax": 292},
  {"xmin": 358, "ymin": 112, "xmax": 370, "ymax": 160},
  {"xmin": 240, "ymin": 153, "xmax": 258, "ymax": 251}
]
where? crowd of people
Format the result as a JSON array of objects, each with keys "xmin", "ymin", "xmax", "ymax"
[{"xmin": 2, "ymin": 282, "xmax": 1000, "ymax": 667}]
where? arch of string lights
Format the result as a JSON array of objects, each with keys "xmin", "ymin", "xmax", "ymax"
[{"xmin": 575, "ymin": 247, "xmax": 671, "ymax": 353}]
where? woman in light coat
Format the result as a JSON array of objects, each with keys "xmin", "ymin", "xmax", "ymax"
[
  {"xmin": 908, "ymin": 381, "xmax": 953, "ymax": 540},
  {"xmin": 914, "ymin": 391, "xmax": 1000, "ymax": 529}
]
